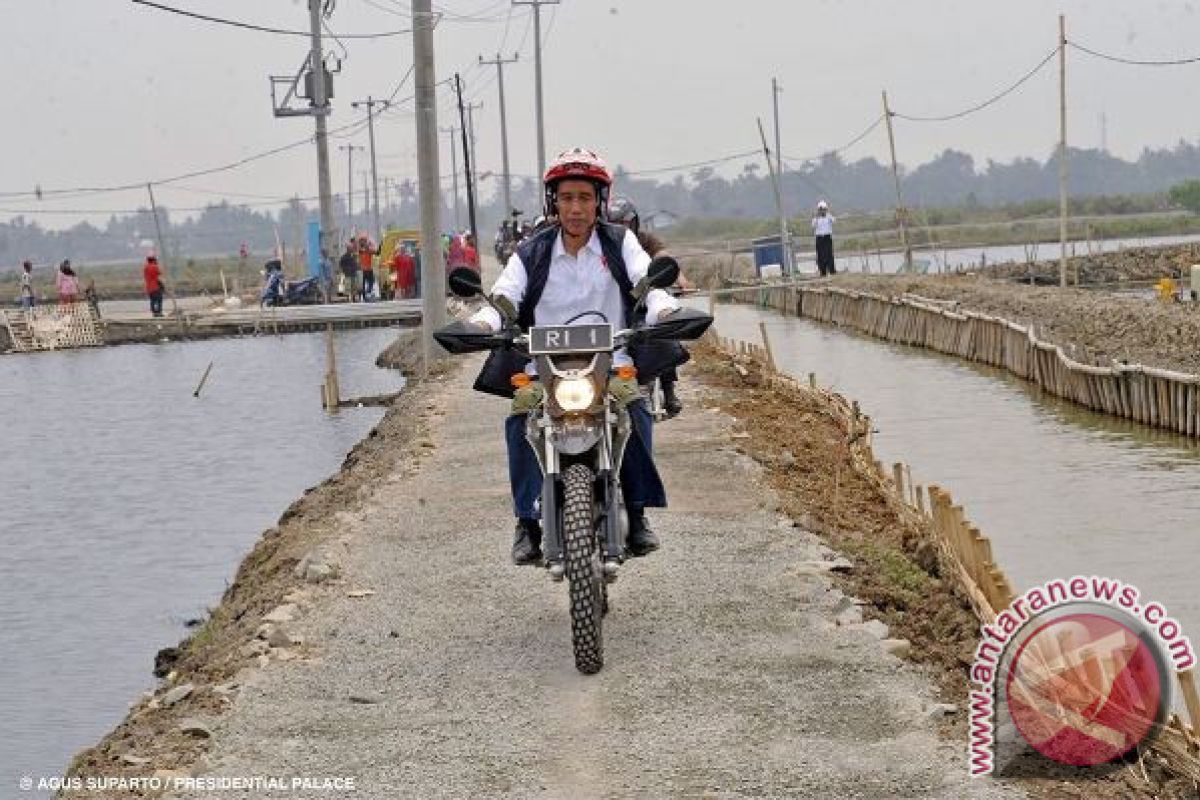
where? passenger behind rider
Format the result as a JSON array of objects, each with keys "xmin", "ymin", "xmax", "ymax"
[
  {"xmin": 607, "ymin": 195, "xmax": 687, "ymax": 418},
  {"xmin": 467, "ymin": 147, "xmax": 680, "ymax": 565}
]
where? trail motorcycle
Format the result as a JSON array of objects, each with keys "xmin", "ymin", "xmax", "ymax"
[{"xmin": 434, "ymin": 261, "xmax": 712, "ymax": 673}]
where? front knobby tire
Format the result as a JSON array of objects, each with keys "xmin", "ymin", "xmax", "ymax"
[{"xmin": 562, "ymin": 463, "xmax": 604, "ymax": 674}]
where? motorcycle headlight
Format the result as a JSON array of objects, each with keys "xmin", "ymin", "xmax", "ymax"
[{"xmin": 554, "ymin": 377, "xmax": 596, "ymax": 412}]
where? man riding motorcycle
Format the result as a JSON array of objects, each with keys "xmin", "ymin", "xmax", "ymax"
[{"xmin": 467, "ymin": 147, "xmax": 680, "ymax": 565}]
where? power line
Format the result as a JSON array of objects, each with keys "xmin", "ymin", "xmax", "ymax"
[
  {"xmin": 785, "ymin": 114, "xmax": 886, "ymax": 164},
  {"xmin": 130, "ymin": 0, "xmax": 412, "ymax": 39},
  {"xmin": 623, "ymin": 149, "xmax": 761, "ymax": 178},
  {"xmin": 891, "ymin": 47, "xmax": 1059, "ymax": 123},
  {"xmin": 0, "ymin": 113, "xmax": 379, "ymax": 200},
  {"xmin": 1068, "ymin": 40, "xmax": 1200, "ymax": 66}
]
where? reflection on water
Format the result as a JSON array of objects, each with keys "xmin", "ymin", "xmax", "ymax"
[
  {"xmin": 703, "ymin": 301, "xmax": 1200, "ymax": 687},
  {"xmin": 0, "ymin": 328, "xmax": 404, "ymax": 795}
]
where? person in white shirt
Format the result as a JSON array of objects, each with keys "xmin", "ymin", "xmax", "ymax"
[
  {"xmin": 469, "ymin": 147, "xmax": 679, "ymax": 564},
  {"xmin": 19, "ymin": 261, "xmax": 35, "ymax": 309},
  {"xmin": 812, "ymin": 199, "xmax": 837, "ymax": 276}
]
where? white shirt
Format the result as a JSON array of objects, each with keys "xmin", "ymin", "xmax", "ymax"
[
  {"xmin": 471, "ymin": 227, "xmax": 678, "ymax": 367},
  {"xmin": 812, "ymin": 214, "xmax": 835, "ymax": 236}
]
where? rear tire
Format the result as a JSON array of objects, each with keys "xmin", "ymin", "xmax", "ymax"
[{"xmin": 562, "ymin": 463, "xmax": 603, "ymax": 674}]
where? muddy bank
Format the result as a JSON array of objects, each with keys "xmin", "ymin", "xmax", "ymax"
[
  {"xmin": 690, "ymin": 340, "xmax": 1193, "ymax": 799},
  {"xmin": 829, "ymin": 272, "xmax": 1200, "ymax": 376},
  {"xmin": 986, "ymin": 242, "xmax": 1200, "ymax": 286}
]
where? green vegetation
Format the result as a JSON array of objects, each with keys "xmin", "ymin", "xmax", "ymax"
[{"xmin": 1169, "ymin": 180, "xmax": 1200, "ymax": 215}]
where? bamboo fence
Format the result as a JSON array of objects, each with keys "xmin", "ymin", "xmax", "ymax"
[
  {"xmin": 720, "ymin": 282, "xmax": 1200, "ymax": 439},
  {"xmin": 708, "ymin": 327, "xmax": 1200, "ymax": 782}
]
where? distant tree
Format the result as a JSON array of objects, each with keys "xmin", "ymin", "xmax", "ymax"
[{"xmin": 1169, "ymin": 180, "xmax": 1200, "ymax": 214}]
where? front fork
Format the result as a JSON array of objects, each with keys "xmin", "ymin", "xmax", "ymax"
[{"xmin": 533, "ymin": 403, "xmax": 630, "ymax": 581}]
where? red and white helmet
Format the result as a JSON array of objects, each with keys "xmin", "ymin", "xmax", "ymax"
[{"xmin": 543, "ymin": 147, "xmax": 613, "ymax": 217}]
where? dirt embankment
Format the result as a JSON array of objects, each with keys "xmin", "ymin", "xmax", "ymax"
[
  {"xmin": 691, "ymin": 341, "xmax": 1194, "ymax": 799},
  {"xmin": 831, "ymin": 271, "xmax": 1200, "ymax": 376},
  {"xmin": 986, "ymin": 242, "xmax": 1200, "ymax": 286}
]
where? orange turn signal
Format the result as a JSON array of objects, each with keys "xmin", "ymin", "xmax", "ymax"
[
  {"xmin": 615, "ymin": 365, "xmax": 638, "ymax": 381},
  {"xmin": 510, "ymin": 372, "xmax": 532, "ymax": 388}
]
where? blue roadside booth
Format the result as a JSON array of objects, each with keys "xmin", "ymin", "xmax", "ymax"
[{"xmin": 751, "ymin": 235, "xmax": 786, "ymax": 278}]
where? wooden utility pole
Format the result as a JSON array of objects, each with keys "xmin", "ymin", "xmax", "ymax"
[
  {"xmin": 756, "ymin": 117, "xmax": 788, "ymax": 276},
  {"xmin": 1058, "ymin": 14, "xmax": 1069, "ymax": 287},
  {"xmin": 454, "ymin": 74, "xmax": 478, "ymax": 242},
  {"xmin": 771, "ymin": 78, "xmax": 792, "ymax": 275},
  {"xmin": 882, "ymin": 91, "xmax": 913, "ymax": 272}
]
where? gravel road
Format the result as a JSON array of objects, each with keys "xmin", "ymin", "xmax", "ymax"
[{"xmin": 171, "ymin": 358, "xmax": 1025, "ymax": 800}]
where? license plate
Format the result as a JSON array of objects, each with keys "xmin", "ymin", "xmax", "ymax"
[{"xmin": 528, "ymin": 323, "xmax": 613, "ymax": 355}]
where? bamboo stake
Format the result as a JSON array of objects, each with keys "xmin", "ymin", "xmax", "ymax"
[
  {"xmin": 192, "ymin": 360, "xmax": 214, "ymax": 398},
  {"xmin": 1178, "ymin": 669, "xmax": 1200, "ymax": 738},
  {"xmin": 758, "ymin": 321, "xmax": 777, "ymax": 373}
]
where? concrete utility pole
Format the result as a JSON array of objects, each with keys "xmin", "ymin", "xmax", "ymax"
[
  {"xmin": 771, "ymin": 77, "xmax": 792, "ymax": 275},
  {"xmin": 479, "ymin": 53, "xmax": 519, "ymax": 216},
  {"xmin": 412, "ymin": 0, "xmax": 446, "ymax": 367},
  {"xmin": 351, "ymin": 96, "xmax": 391, "ymax": 243},
  {"xmin": 339, "ymin": 144, "xmax": 364, "ymax": 233},
  {"xmin": 881, "ymin": 90, "xmax": 913, "ymax": 272},
  {"xmin": 1058, "ymin": 13, "xmax": 1069, "ymax": 287},
  {"xmin": 512, "ymin": 0, "xmax": 559, "ymax": 178},
  {"xmin": 361, "ymin": 170, "xmax": 371, "ymax": 229},
  {"xmin": 308, "ymin": 0, "xmax": 336, "ymax": 252},
  {"xmin": 441, "ymin": 125, "xmax": 462, "ymax": 229}
]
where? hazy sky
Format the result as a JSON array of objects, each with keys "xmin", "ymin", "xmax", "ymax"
[{"xmin": 6, "ymin": 0, "xmax": 1200, "ymax": 229}]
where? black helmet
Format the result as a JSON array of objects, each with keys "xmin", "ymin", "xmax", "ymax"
[{"xmin": 607, "ymin": 195, "xmax": 639, "ymax": 234}]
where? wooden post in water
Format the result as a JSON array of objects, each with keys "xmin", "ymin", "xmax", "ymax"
[
  {"xmin": 758, "ymin": 321, "xmax": 777, "ymax": 373},
  {"xmin": 323, "ymin": 323, "xmax": 341, "ymax": 411}
]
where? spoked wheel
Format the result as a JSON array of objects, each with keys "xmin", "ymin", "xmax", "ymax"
[{"xmin": 562, "ymin": 463, "xmax": 604, "ymax": 674}]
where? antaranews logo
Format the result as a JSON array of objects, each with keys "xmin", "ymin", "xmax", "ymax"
[{"xmin": 967, "ymin": 576, "xmax": 1195, "ymax": 776}]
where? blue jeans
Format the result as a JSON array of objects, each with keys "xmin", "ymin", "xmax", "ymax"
[{"xmin": 505, "ymin": 399, "xmax": 667, "ymax": 520}]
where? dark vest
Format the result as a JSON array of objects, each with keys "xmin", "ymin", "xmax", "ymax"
[
  {"xmin": 472, "ymin": 222, "xmax": 686, "ymax": 397},
  {"xmin": 513, "ymin": 222, "xmax": 634, "ymax": 331}
]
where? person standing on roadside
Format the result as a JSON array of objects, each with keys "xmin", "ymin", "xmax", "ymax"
[
  {"xmin": 19, "ymin": 261, "xmax": 35, "ymax": 310},
  {"xmin": 143, "ymin": 255, "xmax": 165, "ymax": 317},
  {"xmin": 812, "ymin": 200, "xmax": 837, "ymax": 276},
  {"xmin": 339, "ymin": 240, "xmax": 360, "ymax": 302},
  {"xmin": 357, "ymin": 235, "xmax": 377, "ymax": 301}
]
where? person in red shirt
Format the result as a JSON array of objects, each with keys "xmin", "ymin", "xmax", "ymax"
[
  {"xmin": 463, "ymin": 233, "xmax": 480, "ymax": 273},
  {"xmin": 143, "ymin": 255, "xmax": 164, "ymax": 317},
  {"xmin": 357, "ymin": 236, "xmax": 376, "ymax": 301},
  {"xmin": 390, "ymin": 245, "xmax": 416, "ymax": 299}
]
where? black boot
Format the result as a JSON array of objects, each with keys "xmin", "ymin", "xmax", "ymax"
[
  {"xmin": 626, "ymin": 508, "xmax": 660, "ymax": 557},
  {"xmin": 662, "ymin": 381, "xmax": 683, "ymax": 418},
  {"xmin": 511, "ymin": 518, "xmax": 543, "ymax": 565}
]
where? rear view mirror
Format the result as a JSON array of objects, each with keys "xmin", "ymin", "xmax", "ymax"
[
  {"xmin": 646, "ymin": 256, "xmax": 680, "ymax": 289},
  {"xmin": 448, "ymin": 267, "xmax": 482, "ymax": 298}
]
